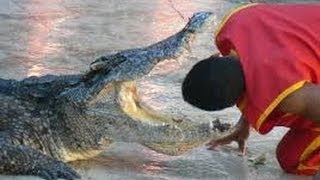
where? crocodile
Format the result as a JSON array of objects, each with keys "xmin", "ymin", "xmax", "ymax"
[{"xmin": 0, "ymin": 12, "xmax": 228, "ymax": 180}]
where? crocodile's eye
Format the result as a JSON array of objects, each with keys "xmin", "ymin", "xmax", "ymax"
[{"xmin": 90, "ymin": 56, "xmax": 108, "ymax": 70}]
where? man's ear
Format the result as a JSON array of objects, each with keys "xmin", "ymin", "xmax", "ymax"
[{"xmin": 211, "ymin": 52, "xmax": 221, "ymax": 57}]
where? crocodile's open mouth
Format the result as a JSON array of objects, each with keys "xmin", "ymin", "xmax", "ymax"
[{"xmin": 86, "ymin": 80, "xmax": 226, "ymax": 155}]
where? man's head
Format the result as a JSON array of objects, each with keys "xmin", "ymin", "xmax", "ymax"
[{"xmin": 182, "ymin": 55, "xmax": 245, "ymax": 111}]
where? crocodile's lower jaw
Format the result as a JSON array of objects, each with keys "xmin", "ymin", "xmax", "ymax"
[
  {"xmin": 143, "ymin": 141, "xmax": 207, "ymax": 156},
  {"xmin": 61, "ymin": 139, "xmax": 113, "ymax": 162}
]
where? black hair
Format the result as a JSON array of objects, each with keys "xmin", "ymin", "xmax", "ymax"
[{"xmin": 182, "ymin": 55, "xmax": 245, "ymax": 111}]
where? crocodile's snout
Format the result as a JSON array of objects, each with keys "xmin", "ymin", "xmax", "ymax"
[{"xmin": 185, "ymin": 12, "xmax": 215, "ymax": 33}]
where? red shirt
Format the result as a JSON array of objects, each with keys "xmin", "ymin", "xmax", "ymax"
[{"xmin": 215, "ymin": 3, "xmax": 320, "ymax": 134}]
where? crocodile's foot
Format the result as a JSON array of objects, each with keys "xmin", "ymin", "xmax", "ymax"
[
  {"xmin": 32, "ymin": 159, "xmax": 80, "ymax": 180},
  {"xmin": 0, "ymin": 143, "xmax": 80, "ymax": 180}
]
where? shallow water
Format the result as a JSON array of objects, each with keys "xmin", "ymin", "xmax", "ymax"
[{"xmin": 0, "ymin": 0, "xmax": 317, "ymax": 179}]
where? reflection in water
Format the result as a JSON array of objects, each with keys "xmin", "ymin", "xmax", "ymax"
[
  {"xmin": 150, "ymin": 0, "xmax": 198, "ymax": 39},
  {"xmin": 18, "ymin": 0, "xmax": 71, "ymax": 76},
  {"xmin": 139, "ymin": 147, "xmax": 175, "ymax": 175},
  {"xmin": 147, "ymin": 0, "xmax": 199, "ymax": 75},
  {"xmin": 27, "ymin": 63, "xmax": 45, "ymax": 76},
  {"xmin": 71, "ymin": 144, "xmax": 175, "ymax": 176}
]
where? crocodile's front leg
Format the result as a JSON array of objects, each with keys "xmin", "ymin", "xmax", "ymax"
[{"xmin": 0, "ymin": 133, "xmax": 80, "ymax": 180}]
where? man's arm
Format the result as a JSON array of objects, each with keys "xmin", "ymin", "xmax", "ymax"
[
  {"xmin": 278, "ymin": 83, "xmax": 320, "ymax": 123},
  {"xmin": 207, "ymin": 114, "xmax": 250, "ymax": 155}
]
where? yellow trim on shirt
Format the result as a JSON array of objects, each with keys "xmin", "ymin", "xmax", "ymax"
[
  {"xmin": 297, "ymin": 136, "xmax": 320, "ymax": 171},
  {"xmin": 297, "ymin": 164, "xmax": 320, "ymax": 171},
  {"xmin": 256, "ymin": 80, "xmax": 308, "ymax": 130},
  {"xmin": 215, "ymin": 3, "xmax": 259, "ymax": 37}
]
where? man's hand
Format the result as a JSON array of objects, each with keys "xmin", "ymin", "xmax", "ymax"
[{"xmin": 207, "ymin": 115, "xmax": 250, "ymax": 156}]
